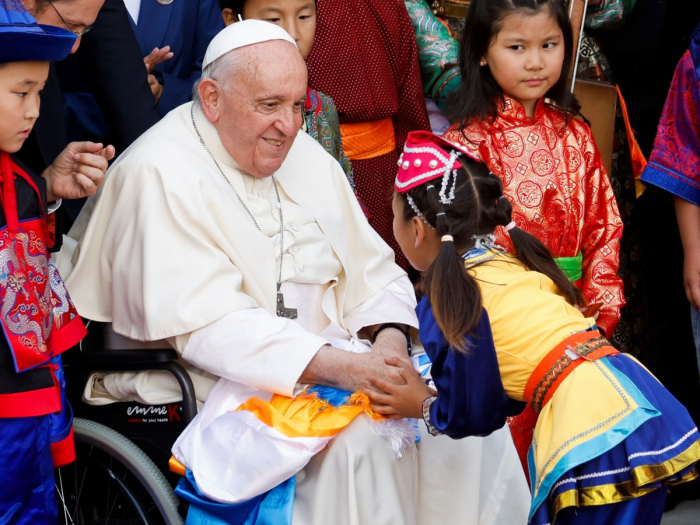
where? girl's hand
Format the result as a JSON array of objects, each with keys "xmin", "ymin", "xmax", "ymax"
[{"xmin": 365, "ymin": 357, "xmax": 433, "ymax": 419}]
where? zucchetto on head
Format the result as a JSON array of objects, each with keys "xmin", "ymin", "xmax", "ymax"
[{"xmin": 202, "ymin": 19, "xmax": 298, "ymax": 70}]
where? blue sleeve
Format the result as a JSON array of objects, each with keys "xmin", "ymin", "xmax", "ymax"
[
  {"xmin": 417, "ymin": 300, "xmax": 514, "ymax": 439},
  {"xmin": 156, "ymin": 0, "xmax": 224, "ymax": 116}
]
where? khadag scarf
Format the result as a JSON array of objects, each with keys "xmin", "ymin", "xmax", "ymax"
[{"xmin": 175, "ymin": 385, "xmax": 417, "ymax": 524}]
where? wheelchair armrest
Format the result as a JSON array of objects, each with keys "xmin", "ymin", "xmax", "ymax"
[{"xmin": 76, "ymin": 348, "xmax": 198, "ymax": 425}]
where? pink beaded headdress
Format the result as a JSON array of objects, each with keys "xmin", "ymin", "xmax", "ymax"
[{"xmin": 394, "ymin": 130, "xmax": 478, "ymax": 206}]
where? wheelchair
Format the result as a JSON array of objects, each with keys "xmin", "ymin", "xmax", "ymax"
[{"xmin": 54, "ymin": 321, "xmax": 197, "ymax": 525}]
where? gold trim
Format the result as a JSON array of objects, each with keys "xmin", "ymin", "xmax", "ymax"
[
  {"xmin": 668, "ymin": 468, "xmax": 699, "ymax": 486},
  {"xmin": 550, "ymin": 440, "xmax": 700, "ymax": 520},
  {"xmin": 631, "ymin": 439, "xmax": 700, "ymax": 487},
  {"xmin": 552, "ymin": 482, "xmax": 659, "ymax": 517}
]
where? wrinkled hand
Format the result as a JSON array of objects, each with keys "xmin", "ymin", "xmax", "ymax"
[
  {"xmin": 148, "ymin": 74, "xmax": 164, "ymax": 105},
  {"xmin": 684, "ymin": 249, "xmax": 700, "ymax": 310},
  {"xmin": 43, "ymin": 142, "xmax": 115, "ymax": 201},
  {"xmin": 143, "ymin": 46, "xmax": 173, "ymax": 74},
  {"xmin": 365, "ymin": 357, "xmax": 432, "ymax": 419},
  {"xmin": 348, "ymin": 352, "xmax": 406, "ymax": 394},
  {"xmin": 371, "ymin": 327, "xmax": 412, "ymax": 365}
]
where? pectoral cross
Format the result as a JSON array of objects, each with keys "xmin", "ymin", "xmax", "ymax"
[{"xmin": 276, "ymin": 283, "xmax": 298, "ymax": 319}]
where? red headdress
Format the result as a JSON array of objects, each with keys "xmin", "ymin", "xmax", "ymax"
[{"xmin": 394, "ymin": 130, "xmax": 478, "ymax": 204}]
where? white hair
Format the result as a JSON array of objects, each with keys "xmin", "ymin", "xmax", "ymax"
[{"xmin": 192, "ymin": 50, "xmax": 243, "ymax": 107}]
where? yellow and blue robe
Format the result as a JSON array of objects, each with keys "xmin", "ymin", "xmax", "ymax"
[{"xmin": 418, "ymin": 247, "xmax": 700, "ymax": 524}]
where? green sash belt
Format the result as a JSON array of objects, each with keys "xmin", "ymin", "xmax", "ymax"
[{"xmin": 554, "ymin": 253, "xmax": 583, "ymax": 282}]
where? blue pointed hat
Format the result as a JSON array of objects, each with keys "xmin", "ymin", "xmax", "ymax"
[{"xmin": 0, "ymin": 0, "xmax": 76, "ymax": 63}]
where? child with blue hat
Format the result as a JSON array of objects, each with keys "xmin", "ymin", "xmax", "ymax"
[{"xmin": 0, "ymin": 1, "xmax": 105, "ymax": 521}]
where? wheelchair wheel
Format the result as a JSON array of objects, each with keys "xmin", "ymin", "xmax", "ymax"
[{"xmin": 54, "ymin": 418, "xmax": 184, "ymax": 525}]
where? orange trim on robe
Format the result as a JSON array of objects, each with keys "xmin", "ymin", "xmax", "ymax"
[
  {"xmin": 444, "ymin": 95, "xmax": 625, "ymax": 336},
  {"xmin": 339, "ymin": 118, "xmax": 396, "ymax": 161},
  {"xmin": 234, "ymin": 392, "xmax": 381, "ymax": 440}
]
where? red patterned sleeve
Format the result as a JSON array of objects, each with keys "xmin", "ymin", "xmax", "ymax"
[
  {"xmin": 641, "ymin": 51, "xmax": 700, "ymax": 206},
  {"xmin": 577, "ymin": 125, "xmax": 625, "ymax": 336}
]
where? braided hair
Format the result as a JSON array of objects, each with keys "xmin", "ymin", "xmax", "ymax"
[{"xmin": 396, "ymin": 152, "xmax": 582, "ymax": 352}]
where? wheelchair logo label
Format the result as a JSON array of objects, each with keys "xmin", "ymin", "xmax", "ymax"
[{"xmin": 126, "ymin": 404, "xmax": 181, "ymax": 423}]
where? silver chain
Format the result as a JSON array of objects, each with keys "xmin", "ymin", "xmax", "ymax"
[{"xmin": 191, "ymin": 105, "xmax": 286, "ymax": 287}]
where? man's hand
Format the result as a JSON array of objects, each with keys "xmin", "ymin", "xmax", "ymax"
[
  {"xmin": 43, "ymin": 142, "xmax": 115, "ymax": 202},
  {"xmin": 299, "ymin": 346, "xmax": 405, "ymax": 393},
  {"xmin": 367, "ymin": 325, "xmax": 411, "ymax": 364},
  {"xmin": 365, "ymin": 357, "xmax": 433, "ymax": 419},
  {"xmin": 143, "ymin": 47, "xmax": 173, "ymax": 106}
]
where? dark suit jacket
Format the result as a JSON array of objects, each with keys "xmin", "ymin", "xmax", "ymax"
[
  {"xmin": 56, "ymin": 0, "xmax": 161, "ymax": 156},
  {"xmin": 131, "ymin": 0, "xmax": 223, "ymax": 117},
  {"xmin": 60, "ymin": 0, "xmax": 222, "ymax": 150},
  {"xmin": 18, "ymin": 0, "xmax": 160, "ymax": 224}
]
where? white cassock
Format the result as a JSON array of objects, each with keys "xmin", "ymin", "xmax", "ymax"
[{"xmin": 63, "ymin": 102, "xmax": 530, "ymax": 525}]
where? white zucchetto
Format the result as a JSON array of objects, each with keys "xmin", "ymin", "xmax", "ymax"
[{"xmin": 202, "ymin": 19, "xmax": 298, "ymax": 70}]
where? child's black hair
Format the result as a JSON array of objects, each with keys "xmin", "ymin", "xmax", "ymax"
[
  {"xmin": 218, "ymin": 0, "xmax": 317, "ymax": 15},
  {"xmin": 218, "ymin": 0, "xmax": 245, "ymax": 13},
  {"xmin": 449, "ymin": 0, "xmax": 579, "ymax": 130},
  {"xmin": 396, "ymin": 152, "xmax": 582, "ymax": 351}
]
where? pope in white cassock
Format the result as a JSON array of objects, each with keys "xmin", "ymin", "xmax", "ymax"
[{"xmin": 62, "ymin": 20, "xmax": 530, "ymax": 525}]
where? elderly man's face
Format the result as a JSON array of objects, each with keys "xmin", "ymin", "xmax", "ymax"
[{"xmin": 215, "ymin": 42, "xmax": 307, "ymax": 178}]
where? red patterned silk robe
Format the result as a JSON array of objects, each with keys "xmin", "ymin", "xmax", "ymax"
[{"xmin": 444, "ymin": 96, "xmax": 624, "ymax": 335}]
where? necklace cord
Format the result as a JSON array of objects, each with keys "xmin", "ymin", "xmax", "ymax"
[{"xmin": 191, "ymin": 105, "xmax": 286, "ymax": 287}]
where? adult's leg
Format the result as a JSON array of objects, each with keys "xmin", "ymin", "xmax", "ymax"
[
  {"xmin": 293, "ymin": 416, "xmax": 419, "ymax": 525},
  {"xmin": 416, "ymin": 423, "xmax": 531, "ymax": 525},
  {"xmin": 555, "ymin": 486, "xmax": 668, "ymax": 525}
]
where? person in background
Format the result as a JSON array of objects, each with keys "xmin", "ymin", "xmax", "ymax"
[
  {"xmin": 116, "ymin": 0, "xmax": 222, "ymax": 116},
  {"xmin": 641, "ymin": 22, "xmax": 700, "ymax": 374},
  {"xmin": 306, "ymin": 0, "xmax": 431, "ymax": 269},
  {"xmin": 404, "ymin": 0, "xmax": 461, "ymax": 113},
  {"xmin": 60, "ymin": 0, "xmax": 223, "ymax": 166},
  {"xmin": 21, "ymin": 0, "xmax": 159, "ymax": 229},
  {"xmin": 0, "ymin": 2, "xmax": 109, "ymax": 521}
]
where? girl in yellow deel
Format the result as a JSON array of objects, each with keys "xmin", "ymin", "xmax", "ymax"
[{"xmin": 367, "ymin": 130, "xmax": 700, "ymax": 525}]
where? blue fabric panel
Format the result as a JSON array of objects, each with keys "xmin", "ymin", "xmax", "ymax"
[
  {"xmin": 175, "ymin": 471, "xmax": 295, "ymax": 525},
  {"xmin": 0, "ymin": 415, "xmax": 57, "ymax": 525}
]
